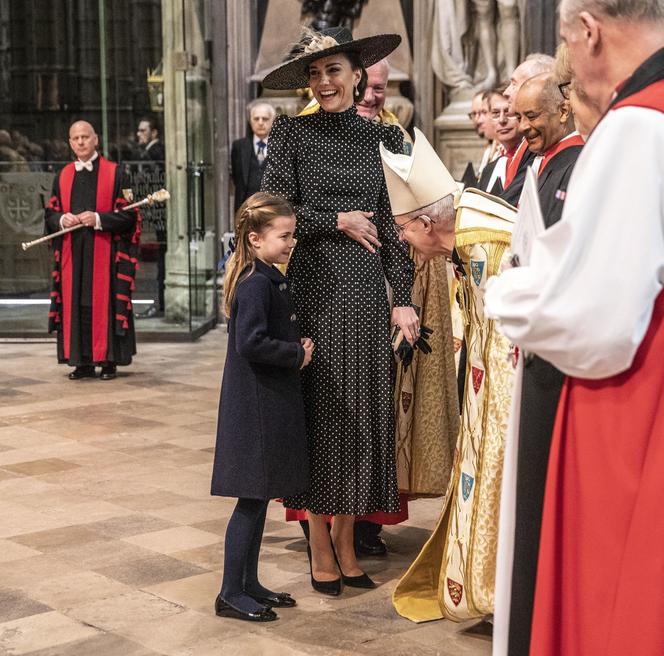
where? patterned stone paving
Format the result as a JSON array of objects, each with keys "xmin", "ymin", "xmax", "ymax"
[{"xmin": 0, "ymin": 331, "xmax": 491, "ymax": 656}]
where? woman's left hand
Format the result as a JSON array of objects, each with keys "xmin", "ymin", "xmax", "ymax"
[{"xmin": 392, "ymin": 306, "xmax": 420, "ymax": 346}]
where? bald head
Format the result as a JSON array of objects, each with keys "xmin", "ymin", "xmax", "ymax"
[
  {"xmin": 68, "ymin": 121, "xmax": 98, "ymax": 162},
  {"xmin": 514, "ymin": 73, "xmax": 574, "ymax": 154},
  {"xmin": 505, "ymin": 53, "xmax": 555, "ymax": 108},
  {"xmin": 69, "ymin": 121, "xmax": 96, "ymax": 138},
  {"xmin": 519, "ymin": 73, "xmax": 564, "ymax": 114}
]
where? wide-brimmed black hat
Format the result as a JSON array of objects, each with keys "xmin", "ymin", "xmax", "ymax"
[{"xmin": 262, "ymin": 26, "xmax": 401, "ymax": 90}]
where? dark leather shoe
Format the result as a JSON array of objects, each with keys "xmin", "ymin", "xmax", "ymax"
[
  {"xmin": 249, "ymin": 592, "xmax": 296, "ymax": 608},
  {"xmin": 307, "ymin": 545, "xmax": 341, "ymax": 596},
  {"xmin": 214, "ymin": 595, "xmax": 277, "ymax": 622},
  {"xmin": 68, "ymin": 366, "xmax": 95, "ymax": 380},
  {"xmin": 100, "ymin": 365, "xmax": 116, "ymax": 380},
  {"xmin": 355, "ymin": 535, "xmax": 388, "ymax": 557}
]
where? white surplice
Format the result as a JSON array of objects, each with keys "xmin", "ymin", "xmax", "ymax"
[
  {"xmin": 485, "ymin": 106, "xmax": 664, "ymax": 380},
  {"xmin": 487, "ymin": 105, "xmax": 664, "ymax": 656}
]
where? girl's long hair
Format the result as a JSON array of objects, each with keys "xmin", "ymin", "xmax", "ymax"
[{"xmin": 223, "ymin": 192, "xmax": 294, "ymax": 318}]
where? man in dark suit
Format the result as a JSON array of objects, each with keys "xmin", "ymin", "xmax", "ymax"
[
  {"xmin": 135, "ymin": 115, "xmax": 166, "ymax": 319},
  {"xmin": 230, "ymin": 101, "xmax": 275, "ymax": 213},
  {"xmin": 136, "ymin": 116, "xmax": 165, "ymax": 163}
]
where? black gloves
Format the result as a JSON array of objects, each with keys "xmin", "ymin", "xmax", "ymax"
[{"xmin": 393, "ymin": 325, "xmax": 434, "ymax": 371}]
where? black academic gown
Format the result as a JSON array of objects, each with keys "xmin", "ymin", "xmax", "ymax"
[
  {"xmin": 501, "ymin": 148, "xmax": 536, "ymax": 206},
  {"xmin": 508, "ymin": 142, "xmax": 583, "ymax": 656},
  {"xmin": 45, "ymin": 158, "xmax": 138, "ymax": 367}
]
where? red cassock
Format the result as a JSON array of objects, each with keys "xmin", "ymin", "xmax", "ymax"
[
  {"xmin": 530, "ymin": 81, "xmax": 664, "ymax": 656},
  {"xmin": 285, "ymin": 493, "xmax": 409, "ymax": 525}
]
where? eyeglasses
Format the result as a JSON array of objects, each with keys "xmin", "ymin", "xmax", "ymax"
[
  {"xmin": 394, "ymin": 215, "xmax": 427, "ymax": 236},
  {"xmin": 467, "ymin": 109, "xmax": 488, "ymax": 121},
  {"xmin": 558, "ymin": 81, "xmax": 571, "ymax": 99},
  {"xmin": 490, "ymin": 108, "xmax": 517, "ymax": 122}
]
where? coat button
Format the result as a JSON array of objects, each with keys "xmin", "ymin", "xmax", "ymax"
[
  {"xmin": 279, "ymin": 283, "xmax": 287, "ymax": 291},
  {"xmin": 290, "ymin": 313, "xmax": 296, "ymax": 322}
]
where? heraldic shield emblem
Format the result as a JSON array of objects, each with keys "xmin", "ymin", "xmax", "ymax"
[
  {"xmin": 461, "ymin": 472, "xmax": 474, "ymax": 501},
  {"xmin": 469, "ymin": 259, "xmax": 484, "ymax": 287},
  {"xmin": 0, "ymin": 173, "xmax": 54, "ymax": 237},
  {"xmin": 447, "ymin": 578, "xmax": 463, "ymax": 606},
  {"xmin": 0, "ymin": 172, "xmax": 54, "ymax": 295}
]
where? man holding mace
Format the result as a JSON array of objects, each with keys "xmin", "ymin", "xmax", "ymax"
[{"xmin": 45, "ymin": 120, "xmax": 140, "ymax": 380}]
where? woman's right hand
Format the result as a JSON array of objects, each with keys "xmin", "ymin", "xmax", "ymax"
[
  {"xmin": 337, "ymin": 211, "xmax": 382, "ymax": 253},
  {"xmin": 301, "ymin": 337, "xmax": 315, "ymax": 368}
]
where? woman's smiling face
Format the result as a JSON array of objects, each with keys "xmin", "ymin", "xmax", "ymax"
[{"xmin": 308, "ymin": 53, "xmax": 361, "ymax": 113}]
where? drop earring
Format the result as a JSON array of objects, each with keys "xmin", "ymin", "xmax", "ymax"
[{"xmin": 353, "ymin": 85, "xmax": 359, "ymax": 99}]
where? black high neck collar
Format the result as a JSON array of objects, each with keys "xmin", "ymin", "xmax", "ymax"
[{"xmin": 317, "ymin": 104, "xmax": 358, "ymax": 124}]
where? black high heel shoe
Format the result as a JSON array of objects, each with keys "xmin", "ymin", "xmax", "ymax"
[
  {"xmin": 214, "ymin": 594, "xmax": 278, "ymax": 622},
  {"xmin": 331, "ymin": 545, "xmax": 376, "ymax": 589},
  {"xmin": 307, "ymin": 545, "xmax": 341, "ymax": 596}
]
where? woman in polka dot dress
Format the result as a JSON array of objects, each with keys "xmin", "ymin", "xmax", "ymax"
[{"xmin": 261, "ymin": 27, "xmax": 418, "ymax": 593}]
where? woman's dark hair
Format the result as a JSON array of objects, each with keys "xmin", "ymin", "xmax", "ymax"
[{"xmin": 345, "ymin": 51, "xmax": 368, "ymax": 103}]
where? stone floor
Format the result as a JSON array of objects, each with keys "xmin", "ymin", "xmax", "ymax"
[{"xmin": 0, "ymin": 330, "xmax": 491, "ymax": 656}]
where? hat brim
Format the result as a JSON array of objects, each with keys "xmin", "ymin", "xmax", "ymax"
[{"xmin": 262, "ymin": 33, "xmax": 402, "ymax": 90}]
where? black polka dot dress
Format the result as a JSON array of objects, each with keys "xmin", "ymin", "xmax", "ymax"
[{"xmin": 261, "ymin": 106, "xmax": 414, "ymax": 515}]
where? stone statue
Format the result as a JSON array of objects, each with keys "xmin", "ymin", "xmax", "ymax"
[
  {"xmin": 300, "ymin": 0, "xmax": 369, "ymax": 30},
  {"xmin": 432, "ymin": 0, "xmax": 523, "ymax": 95}
]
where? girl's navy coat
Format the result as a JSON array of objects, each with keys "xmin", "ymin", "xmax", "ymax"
[{"xmin": 211, "ymin": 259, "xmax": 310, "ymax": 500}]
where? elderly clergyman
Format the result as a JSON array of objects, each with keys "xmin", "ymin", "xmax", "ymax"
[
  {"xmin": 385, "ymin": 129, "xmax": 519, "ymax": 623},
  {"xmin": 485, "ymin": 1, "xmax": 664, "ymax": 654},
  {"xmin": 381, "ymin": 128, "xmax": 462, "ymax": 619}
]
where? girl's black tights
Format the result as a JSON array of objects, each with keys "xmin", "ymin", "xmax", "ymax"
[{"xmin": 220, "ymin": 497, "xmax": 275, "ymax": 612}]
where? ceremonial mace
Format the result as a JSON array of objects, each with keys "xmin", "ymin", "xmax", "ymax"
[{"xmin": 20, "ymin": 188, "xmax": 171, "ymax": 251}]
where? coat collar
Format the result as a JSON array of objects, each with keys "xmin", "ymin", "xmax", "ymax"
[{"xmin": 253, "ymin": 258, "xmax": 287, "ymax": 283}]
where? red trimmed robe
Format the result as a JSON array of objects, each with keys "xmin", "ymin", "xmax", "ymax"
[
  {"xmin": 45, "ymin": 156, "xmax": 140, "ymax": 367},
  {"xmin": 484, "ymin": 47, "xmax": 664, "ymax": 656},
  {"xmin": 529, "ymin": 74, "xmax": 664, "ymax": 656}
]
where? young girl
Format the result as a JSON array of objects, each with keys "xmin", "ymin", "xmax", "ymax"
[{"xmin": 211, "ymin": 192, "xmax": 313, "ymax": 622}]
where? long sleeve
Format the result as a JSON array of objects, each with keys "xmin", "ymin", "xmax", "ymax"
[
  {"xmin": 485, "ymin": 107, "xmax": 664, "ymax": 379},
  {"xmin": 377, "ymin": 181, "xmax": 413, "ymax": 306},
  {"xmin": 98, "ymin": 169, "xmax": 137, "ymax": 234},
  {"xmin": 234, "ymin": 274, "xmax": 304, "ymax": 369},
  {"xmin": 261, "ymin": 115, "xmax": 338, "ymax": 239},
  {"xmin": 44, "ymin": 176, "xmax": 63, "ymax": 233},
  {"xmin": 376, "ymin": 125, "xmax": 413, "ymax": 306}
]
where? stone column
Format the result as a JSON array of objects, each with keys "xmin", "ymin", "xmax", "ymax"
[
  {"xmin": 523, "ymin": 1, "xmax": 558, "ymax": 56},
  {"xmin": 225, "ymin": 0, "xmax": 256, "ymax": 145},
  {"xmin": 412, "ymin": 0, "xmax": 435, "ymax": 141},
  {"xmin": 162, "ymin": 0, "xmax": 191, "ymax": 323}
]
